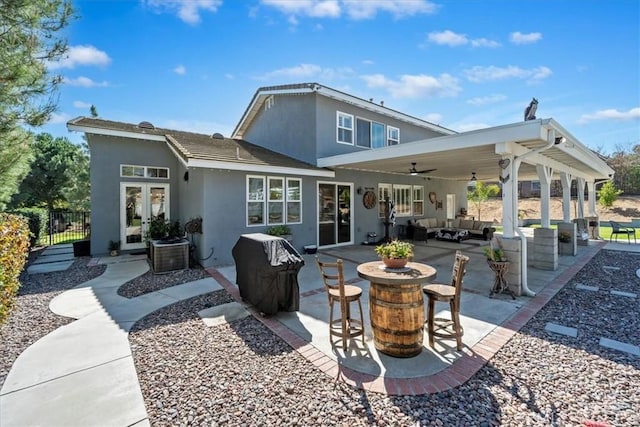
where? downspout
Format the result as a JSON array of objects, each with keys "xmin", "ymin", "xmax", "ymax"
[{"xmin": 512, "ymin": 127, "xmax": 560, "ymax": 297}]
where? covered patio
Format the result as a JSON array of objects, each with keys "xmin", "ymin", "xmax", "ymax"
[
  {"xmin": 318, "ymin": 118, "xmax": 614, "ymax": 297},
  {"xmin": 212, "ymin": 235, "xmax": 608, "ymax": 394}
]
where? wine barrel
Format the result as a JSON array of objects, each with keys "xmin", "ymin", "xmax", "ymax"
[{"xmin": 369, "ymin": 281, "xmax": 424, "ymax": 357}]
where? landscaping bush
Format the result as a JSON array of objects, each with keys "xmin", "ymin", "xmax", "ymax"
[
  {"xmin": 9, "ymin": 207, "xmax": 47, "ymax": 246},
  {"xmin": 0, "ymin": 213, "xmax": 31, "ymax": 324}
]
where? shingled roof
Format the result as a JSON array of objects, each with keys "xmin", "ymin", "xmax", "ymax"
[{"xmin": 67, "ymin": 117, "xmax": 332, "ymax": 176}]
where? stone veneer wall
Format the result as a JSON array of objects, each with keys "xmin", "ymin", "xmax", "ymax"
[
  {"xmin": 557, "ymin": 222, "xmax": 577, "ymax": 256},
  {"xmin": 533, "ymin": 228, "xmax": 558, "ymax": 271},
  {"xmin": 500, "ymin": 237, "xmax": 522, "ymax": 296}
]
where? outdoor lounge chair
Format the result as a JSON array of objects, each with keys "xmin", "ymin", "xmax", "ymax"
[
  {"xmin": 315, "ymin": 257, "xmax": 365, "ymax": 349},
  {"xmin": 609, "ymin": 220, "xmax": 637, "ymax": 244},
  {"xmin": 422, "ymin": 250, "xmax": 469, "ymax": 351}
]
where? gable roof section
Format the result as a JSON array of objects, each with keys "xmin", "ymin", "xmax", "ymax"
[
  {"xmin": 232, "ymin": 82, "xmax": 457, "ymax": 139},
  {"xmin": 67, "ymin": 117, "xmax": 334, "ymax": 177}
]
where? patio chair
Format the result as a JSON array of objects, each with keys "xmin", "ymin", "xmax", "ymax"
[
  {"xmin": 609, "ymin": 220, "xmax": 637, "ymax": 244},
  {"xmin": 315, "ymin": 257, "xmax": 365, "ymax": 349},
  {"xmin": 422, "ymin": 250, "xmax": 469, "ymax": 351}
]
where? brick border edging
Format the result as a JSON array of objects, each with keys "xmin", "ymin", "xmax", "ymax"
[{"xmin": 204, "ymin": 242, "xmax": 604, "ymax": 396}]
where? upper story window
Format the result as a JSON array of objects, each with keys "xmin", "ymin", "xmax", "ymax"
[
  {"xmin": 372, "ymin": 122, "xmax": 385, "ymax": 148},
  {"xmin": 121, "ymin": 165, "xmax": 169, "ymax": 179},
  {"xmin": 356, "ymin": 118, "xmax": 371, "ymax": 148},
  {"xmin": 387, "ymin": 126, "xmax": 400, "ymax": 146},
  {"xmin": 337, "ymin": 111, "xmax": 354, "ymax": 144}
]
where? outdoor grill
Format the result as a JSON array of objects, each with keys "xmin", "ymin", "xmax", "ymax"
[{"xmin": 232, "ymin": 233, "xmax": 304, "ymax": 315}]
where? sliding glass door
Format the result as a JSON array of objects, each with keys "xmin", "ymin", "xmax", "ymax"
[{"xmin": 318, "ymin": 182, "xmax": 352, "ymax": 247}]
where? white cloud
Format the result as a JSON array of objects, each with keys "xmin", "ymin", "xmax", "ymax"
[
  {"xmin": 259, "ymin": 0, "xmax": 436, "ymax": 20},
  {"xmin": 424, "ymin": 113, "xmax": 443, "ymax": 124},
  {"xmin": 362, "ymin": 59, "xmax": 374, "ymax": 65},
  {"xmin": 73, "ymin": 101, "xmax": 92, "ymax": 109},
  {"xmin": 48, "ymin": 112, "xmax": 71, "ymax": 124},
  {"xmin": 256, "ymin": 63, "xmax": 354, "ymax": 81},
  {"xmin": 426, "ymin": 30, "xmax": 499, "ymax": 48},
  {"xmin": 427, "ymin": 30, "xmax": 467, "ymax": 46},
  {"xmin": 509, "ymin": 31, "xmax": 542, "ymax": 45},
  {"xmin": 361, "ymin": 73, "xmax": 461, "ymax": 99},
  {"xmin": 173, "ymin": 65, "xmax": 187, "ymax": 75},
  {"xmin": 63, "ymin": 76, "xmax": 109, "ymax": 87},
  {"xmin": 467, "ymin": 94, "xmax": 507, "ymax": 106},
  {"xmin": 463, "ymin": 65, "xmax": 552, "ymax": 83},
  {"xmin": 48, "ymin": 45, "xmax": 110, "ymax": 70},
  {"xmin": 579, "ymin": 107, "xmax": 640, "ymax": 124},
  {"xmin": 225, "ymin": 73, "xmax": 235, "ymax": 79},
  {"xmin": 146, "ymin": 0, "xmax": 222, "ymax": 25},
  {"xmin": 470, "ymin": 38, "xmax": 501, "ymax": 48}
]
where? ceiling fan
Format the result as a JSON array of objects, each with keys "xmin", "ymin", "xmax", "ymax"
[{"xmin": 408, "ymin": 162, "xmax": 437, "ymax": 176}]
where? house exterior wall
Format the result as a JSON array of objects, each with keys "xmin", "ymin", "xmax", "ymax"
[
  {"xmin": 241, "ymin": 92, "xmax": 447, "ymax": 166},
  {"xmin": 87, "ymin": 135, "xmax": 180, "ymax": 256},
  {"xmin": 241, "ymin": 95, "xmax": 318, "ymax": 165}
]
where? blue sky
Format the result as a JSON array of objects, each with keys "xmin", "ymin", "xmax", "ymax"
[{"xmin": 43, "ymin": 0, "xmax": 639, "ymax": 155}]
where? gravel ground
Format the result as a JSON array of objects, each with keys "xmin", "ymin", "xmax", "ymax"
[
  {"xmin": 0, "ymin": 251, "xmax": 106, "ymax": 387},
  {"xmin": 118, "ymin": 264, "xmax": 210, "ymax": 298},
  {"xmin": 2, "ymin": 249, "xmax": 639, "ymax": 426},
  {"xmin": 128, "ymin": 249, "xmax": 640, "ymax": 426}
]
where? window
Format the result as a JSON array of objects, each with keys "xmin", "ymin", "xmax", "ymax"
[
  {"xmin": 268, "ymin": 177, "xmax": 284, "ymax": 224},
  {"xmin": 247, "ymin": 176, "xmax": 265, "ymax": 226},
  {"xmin": 393, "ymin": 185, "xmax": 412, "ymax": 216},
  {"xmin": 121, "ymin": 165, "xmax": 169, "ymax": 179},
  {"xmin": 265, "ymin": 95, "xmax": 275, "ymax": 110},
  {"xmin": 387, "ymin": 126, "xmax": 399, "ymax": 145},
  {"xmin": 247, "ymin": 175, "xmax": 302, "ymax": 226},
  {"xmin": 372, "ymin": 122, "xmax": 385, "ymax": 148},
  {"xmin": 413, "ymin": 185, "xmax": 424, "ymax": 216},
  {"xmin": 378, "ymin": 183, "xmax": 392, "ymax": 218},
  {"xmin": 356, "ymin": 117, "xmax": 371, "ymax": 148},
  {"xmin": 337, "ymin": 112, "xmax": 353, "ymax": 144},
  {"xmin": 286, "ymin": 178, "xmax": 302, "ymax": 223}
]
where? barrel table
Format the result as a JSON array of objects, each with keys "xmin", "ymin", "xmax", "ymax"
[{"xmin": 357, "ymin": 261, "xmax": 437, "ymax": 358}]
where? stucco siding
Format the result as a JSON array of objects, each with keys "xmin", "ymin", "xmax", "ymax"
[
  {"xmin": 87, "ymin": 135, "xmax": 179, "ymax": 256},
  {"xmin": 242, "ymin": 95, "xmax": 317, "ymax": 165}
]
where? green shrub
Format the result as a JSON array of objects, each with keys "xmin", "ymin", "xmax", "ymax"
[
  {"xmin": 9, "ymin": 207, "xmax": 47, "ymax": 246},
  {"xmin": 0, "ymin": 213, "xmax": 31, "ymax": 324},
  {"xmin": 597, "ymin": 181, "xmax": 623, "ymax": 208}
]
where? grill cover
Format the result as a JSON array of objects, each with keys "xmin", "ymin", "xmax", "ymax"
[{"xmin": 232, "ymin": 233, "xmax": 304, "ymax": 315}]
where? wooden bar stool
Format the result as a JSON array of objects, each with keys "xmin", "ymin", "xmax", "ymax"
[
  {"xmin": 422, "ymin": 250, "xmax": 469, "ymax": 350},
  {"xmin": 315, "ymin": 257, "xmax": 365, "ymax": 349}
]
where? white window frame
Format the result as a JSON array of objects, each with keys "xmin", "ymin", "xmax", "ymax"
[
  {"xmin": 393, "ymin": 184, "xmax": 412, "ymax": 216},
  {"xmin": 387, "ymin": 126, "xmax": 400, "ymax": 146},
  {"xmin": 120, "ymin": 164, "xmax": 169, "ymax": 179},
  {"xmin": 286, "ymin": 178, "xmax": 302, "ymax": 224},
  {"xmin": 247, "ymin": 175, "xmax": 265, "ymax": 226},
  {"xmin": 337, "ymin": 111, "xmax": 354, "ymax": 145},
  {"xmin": 413, "ymin": 185, "xmax": 424, "ymax": 216},
  {"xmin": 267, "ymin": 176, "xmax": 285, "ymax": 225},
  {"xmin": 378, "ymin": 183, "xmax": 392, "ymax": 218}
]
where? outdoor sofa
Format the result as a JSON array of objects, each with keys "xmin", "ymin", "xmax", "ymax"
[{"xmin": 412, "ymin": 217, "xmax": 495, "ymax": 241}]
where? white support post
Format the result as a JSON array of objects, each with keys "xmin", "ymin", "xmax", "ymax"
[
  {"xmin": 536, "ymin": 164, "xmax": 553, "ymax": 228},
  {"xmin": 587, "ymin": 181, "xmax": 597, "ymax": 216},
  {"xmin": 502, "ymin": 156, "xmax": 517, "ymax": 238},
  {"xmin": 560, "ymin": 172, "xmax": 572, "ymax": 222},
  {"xmin": 576, "ymin": 177, "xmax": 586, "ymax": 219}
]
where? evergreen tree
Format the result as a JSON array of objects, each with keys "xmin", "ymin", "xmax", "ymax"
[{"xmin": 0, "ymin": 0, "xmax": 74, "ymax": 209}]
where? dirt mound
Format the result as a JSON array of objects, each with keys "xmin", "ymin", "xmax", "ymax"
[{"xmin": 473, "ymin": 196, "xmax": 639, "ymax": 223}]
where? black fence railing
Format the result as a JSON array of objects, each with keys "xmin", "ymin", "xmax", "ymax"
[{"xmin": 46, "ymin": 211, "xmax": 91, "ymax": 246}]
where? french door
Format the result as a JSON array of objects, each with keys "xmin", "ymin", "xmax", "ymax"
[
  {"xmin": 318, "ymin": 182, "xmax": 353, "ymax": 247},
  {"xmin": 120, "ymin": 183, "xmax": 170, "ymax": 250}
]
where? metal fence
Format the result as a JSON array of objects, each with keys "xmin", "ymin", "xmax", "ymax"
[{"xmin": 46, "ymin": 211, "xmax": 90, "ymax": 246}]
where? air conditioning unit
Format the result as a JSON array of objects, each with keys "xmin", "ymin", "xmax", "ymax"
[{"xmin": 151, "ymin": 239, "xmax": 189, "ymax": 273}]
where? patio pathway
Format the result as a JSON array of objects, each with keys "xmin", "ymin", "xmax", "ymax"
[{"xmin": 0, "ymin": 256, "xmax": 221, "ymax": 427}]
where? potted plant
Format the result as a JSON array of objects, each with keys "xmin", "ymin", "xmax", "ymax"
[
  {"xmin": 375, "ymin": 239, "xmax": 414, "ymax": 269},
  {"xmin": 266, "ymin": 225, "xmax": 292, "ymax": 243},
  {"xmin": 108, "ymin": 240, "xmax": 121, "ymax": 256},
  {"xmin": 558, "ymin": 231, "xmax": 571, "ymax": 243},
  {"xmin": 483, "ymin": 247, "xmax": 507, "ymax": 262}
]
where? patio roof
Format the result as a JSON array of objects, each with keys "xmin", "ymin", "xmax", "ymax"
[{"xmin": 317, "ymin": 118, "xmax": 614, "ymax": 183}]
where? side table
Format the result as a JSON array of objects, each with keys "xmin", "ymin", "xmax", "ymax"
[{"xmin": 487, "ymin": 260, "xmax": 515, "ymax": 299}]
